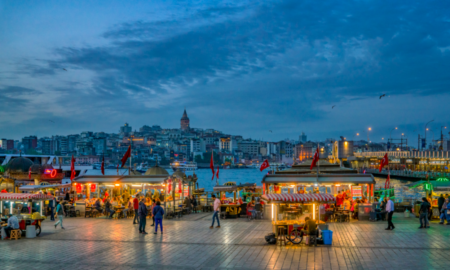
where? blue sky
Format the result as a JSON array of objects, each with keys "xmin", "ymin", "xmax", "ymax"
[{"xmin": 1, "ymin": 0, "xmax": 450, "ymax": 144}]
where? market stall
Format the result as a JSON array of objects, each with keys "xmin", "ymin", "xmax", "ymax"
[
  {"xmin": 0, "ymin": 193, "xmax": 53, "ymax": 236},
  {"xmin": 262, "ymin": 193, "xmax": 335, "ymax": 242},
  {"xmin": 213, "ymin": 184, "xmax": 241, "ymax": 218},
  {"xmin": 408, "ymin": 179, "xmax": 450, "ymax": 219}
]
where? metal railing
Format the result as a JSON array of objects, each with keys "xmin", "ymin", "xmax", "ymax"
[
  {"xmin": 354, "ymin": 151, "xmax": 450, "ymax": 159},
  {"xmin": 363, "ymin": 168, "xmax": 450, "ymax": 179}
]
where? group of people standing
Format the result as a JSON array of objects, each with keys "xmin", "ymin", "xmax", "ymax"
[{"xmin": 132, "ymin": 194, "xmax": 164, "ymax": 235}]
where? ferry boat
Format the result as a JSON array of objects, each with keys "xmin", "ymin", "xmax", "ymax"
[{"xmin": 170, "ymin": 161, "xmax": 197, "ymax": 171}]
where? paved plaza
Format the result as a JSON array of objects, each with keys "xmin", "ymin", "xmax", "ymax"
[{"xmin": 1, "ymin": 213, "xmax": 449, "ymax": 270}]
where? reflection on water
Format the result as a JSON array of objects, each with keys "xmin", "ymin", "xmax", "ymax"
[{"xmin": 167, "ymin": 168, "xmax": 267, "ymax": 192}]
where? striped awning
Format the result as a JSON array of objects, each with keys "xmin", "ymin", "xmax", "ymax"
[
  {"xmin": 261, "ymin": 193, "xmax": 335, "ymax": 203},
  {"xmin": 0, "ymin": 193, "xmax": 54, "ymax": 201}
]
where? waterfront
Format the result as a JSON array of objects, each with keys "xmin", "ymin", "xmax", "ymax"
[{"xmin": 170, "ymin": 168, "xmax": 268, "ymax": 191}]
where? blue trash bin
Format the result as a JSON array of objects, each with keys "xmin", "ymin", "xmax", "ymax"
[{"xmin": 322, "ymin": 230, "xmax": 333, "ymax": 245}]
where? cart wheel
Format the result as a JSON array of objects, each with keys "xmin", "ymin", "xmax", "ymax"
[
  {"xmin": 288, "ymin": 229, "xmax": 303, "ymax": 244},
  {"xmin": 36, "ymin": 224, "xmax": 41, "ymax": 236}
]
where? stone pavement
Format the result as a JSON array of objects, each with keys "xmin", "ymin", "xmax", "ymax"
[{"xmin": 1, "ymin": 212, "xmax": 449, "ymax": 270}]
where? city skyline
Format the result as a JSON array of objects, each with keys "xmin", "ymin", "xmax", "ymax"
[{"xmin": 1, "ymin": 1, "xmax": 449, "ymax": 142}]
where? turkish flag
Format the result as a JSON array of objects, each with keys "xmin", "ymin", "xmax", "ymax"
[
  {"xmin": 310, "ymin": 147, "xmax": 319, "ymax": 170},
  {"xmin": 101, "ymin": 155, "xmax": 105, "ymax": 175},
  {"xmin": 210, "ymin": 151, "xmax": 215, "ymax": 180},
  {"xmin": 385, "ymin": 172, "xmax": 390, "ymax": 189},
  {"xmin": 121, "ymin": 145, "xmax": 131, "ymax": 167},
  {"xmin": 260, "ymin": 159, "xmax": 270, "ymax": 171},
  {"xmin": 28, "ymin": 166, "xmax": 31, "ymax": 179},
  {"xmin": 70, "ymin": 155, "xmax": 76, "ymax": 181},
  {"xmin": 379, "ymin": 153, "xmax": 389, "ymax": 172},
  {"xmin": 216, "ymin": 166, "xmax": 219, "ymax": 179}
]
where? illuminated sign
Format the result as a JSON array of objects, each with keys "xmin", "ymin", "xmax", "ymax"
[
  {"xmin": 44, "ymin": 169, "xmax": 57, "ymax": 178},
  {"xmin": 437, "ymin": 178, "xmax": 449, "ymax": 182},
  {"xmin": 424, "ymin": 183, "xmax": 432, "ymax": 191}
]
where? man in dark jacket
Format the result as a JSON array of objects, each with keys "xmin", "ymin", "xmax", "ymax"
[
  {"xmin": 438, "ymin": 194, "xmax": 445, "ymax": 213},
  {"xmin": 419, "ymin": 197, "xmax": 431, "ymax": 229},
  {"xmin": 105, "ymin": 199, "xmax": 115, "ymax": 219},
  {"xmin": 138, "ymin": 198, "xmax": 148, "ymax": 234},
  {"xmin": 152, "ymin": 201, "xmax": 165, "ymax": 234}
]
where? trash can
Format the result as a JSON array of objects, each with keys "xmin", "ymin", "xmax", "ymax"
[
  {"xmin": 404, "ymin": 210, "xmax": 410, "ymax": 218},
  {"xmin": 26, "ymin": 225, "xmax": 36, "ymax": 239},
  {"xmin": 322, "ymin": 230, "xmax": 333, "ymax": 245}
]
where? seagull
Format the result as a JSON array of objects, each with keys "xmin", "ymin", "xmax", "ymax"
[
  {"xmin": 269, "ymin": 130, "xmax": 272, "ymax": 133},
  {"xmin": 332, "ymin": 105, "xmax": 335, "ymax": 109},
  {"xmin": 63, "ymin": 68, "xmax": 67, "ymax": 71},
  {"xmin": 49, "ymin": 120, "xmax": 55, "ymax": 123},
  {"xmin": 379, "ymin": 94, "xmax": 386, "ymax": 99}
]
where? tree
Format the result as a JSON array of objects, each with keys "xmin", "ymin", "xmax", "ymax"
[{"xmin": 194, "ymin": 155, "xmax": 203, "ymax": 163}]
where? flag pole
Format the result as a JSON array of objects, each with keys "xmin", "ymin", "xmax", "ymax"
[
  {"xmin": 316, "ymin": 143, "xmax": 320, "ymax": 184},
  {"xmin": 129, "ymin": 135, "xmax": 133, "ymax": 175}
]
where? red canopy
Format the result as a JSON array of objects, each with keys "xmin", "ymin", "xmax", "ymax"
[
  {"xmin": 262, "ymin": 193, "xmax": 335, "ymax": 203},
  {"xmin": 0, "ymin": 193, "xmax": 54, "ymax": 201}
]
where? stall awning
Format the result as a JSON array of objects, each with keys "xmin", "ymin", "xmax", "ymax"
[
  {"xmin": 74, "ymin": 175, "xmax": 168, "ymax": 184},
  {"xmin": 213, "ymin": 185, "xmax": 237, "ymax": 192},
  {"xmin": 19, "ymin": 184, "xmax": 71, "ymax": 191},
  {"xmin": 0, "ymin": 193, "xmax": 54, "ymax": 201},
  {"xmin": 262, "ymin": 193, "xmax": 336, "ymax": 203},
  {"xmin": 262, "ymin": 174, "xmax": 375, "ymax": 184}
]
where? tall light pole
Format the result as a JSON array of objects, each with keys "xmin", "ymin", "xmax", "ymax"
[
  {"xmin": 440, "ymin": 126, "xmax": 447, "ymax": 150},
  {"xmin": 425, "ymin": 120, "xmax": 434, "ymax": 150},
  {"xmin": 367, "ymin": 128, "xmax": 371, "ymax": 143},
  {"xmin": 352, "ymin": 133, "xmax": 359, "ymax": 141},
  {"xmin": 390, "ymin": 127, "xmax": 398, "ymax": 140}
]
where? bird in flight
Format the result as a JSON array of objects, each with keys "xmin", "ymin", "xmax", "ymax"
[
  {"xmin": 63, "ymin": 68, "xmax": 67, "ymax": 71},
  {"xmin": 379, "ymin": 94, "xmax": 386, "ymax": 99},
  {"xmin": 49, "ymin": 120, "xmax": 55, "ymax": 123},
  {"xmin": 332, "ymin": 105, "xmax": 335, "ymax": 109},
  {"xmin": 269, "ymin": 130, "xmax": 272, "ymax": 133}
]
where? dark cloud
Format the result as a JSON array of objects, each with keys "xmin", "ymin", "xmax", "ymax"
[{"xmin": 2, "ymin": 0, "xmax": 450, "ymax": 140}]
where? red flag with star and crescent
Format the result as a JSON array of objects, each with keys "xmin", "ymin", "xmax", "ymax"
[
  {"xmin": 101, "ymin": 155, "xmax": 105, "ymax": 175},
  {"xmin": 216, "ymin": 166, "xmax": 219, "ymax": 179},
  {"xmin": 310, "ymin": 147, "xmax": 319, "ymax": 170},
  {"xmin": 121, "ymin": 145, "xmax": 131, "ymax": 168},
  {"xmin": 260, "ymin": 159, "xmax": 270, "ymax": 172},
  {"xmin": 70, "ymin": 155, "xmax": 76, "ymax": 181},
  {"xmin": 379, "ymin": 153, "xmax": 389, "ymax": 172},
  {"xmin": 210, "ymin": 151, "xmax": 215, "ymax": 180},
  {"xmin": 28, "ymin": 166, "xmax": 32, "ymax": 179}
]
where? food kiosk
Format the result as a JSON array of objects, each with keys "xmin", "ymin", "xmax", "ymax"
[
  {"xmin": 213, "ymin": 184, "xmax": 241, "ymax": 218},
  {"xmin": 0, "ymin": 193, "xmax": 53, "ymax": 236}
]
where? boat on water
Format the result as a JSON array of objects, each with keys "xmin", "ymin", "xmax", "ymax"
[
  {"xmin": 136, "ymin": 163, "xmax": 149, "ymax": 173},
  {"xmin": 170, "ymin": 161, "xmax": 197, "ymax": 171}
]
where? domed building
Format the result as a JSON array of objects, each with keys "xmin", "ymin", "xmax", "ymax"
[
  {"xmin": 144, "ymin": 164, "xmax": 169, "ymax": 176},
  {"xmin": 172, "ymin": 169, "xmax": 187, "ymax": 180},
  {"xmin": 180, "ymin": 108, "xmax": 190, "ymax": 131},
  {"xmin": 6, "ymin": 156, "xmax": 34, "ymax": 175}
]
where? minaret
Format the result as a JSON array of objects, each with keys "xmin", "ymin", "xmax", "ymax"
[{"xmin": 180, "ymin": 108, "xmax": 190, "ymax": 131}]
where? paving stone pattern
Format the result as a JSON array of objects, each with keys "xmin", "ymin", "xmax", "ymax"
[{"xmin": 1, "ymin": 213, "xmax": 449, "ymax": 269}]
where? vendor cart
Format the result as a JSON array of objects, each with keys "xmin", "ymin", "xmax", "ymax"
[{"xmin": 0, "ymin": 193, "xmax": 54, "ymax": 237}]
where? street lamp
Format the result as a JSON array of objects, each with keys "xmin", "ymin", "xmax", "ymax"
[
  {"xmin": 390, "ymin": 127, "xmax": 398, "ymax": 140},
  {"xmin": 424, "ymin": 120, "xmax": 434, "ymax": 150},
  {"xmin": 367, "ymin": 128, "xmax": 371, "ymax": 143},
  {"xmin": 352, "ymin": 133, "xmax": 359, "ymax": 141}
]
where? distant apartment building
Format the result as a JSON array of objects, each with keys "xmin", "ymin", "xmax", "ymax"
[
  {"xmin": 22, "ymin": 136, "xmax": 37, "ymax": 151},
  {"xmin": 190, "ymin": 138, "xmax": 206, "ymax": 154},
  {"xmin": 219, "ymin": 137, "xmax": 237, "ymax": 153},
  {"xmin": 93, "ymin": 138, "xmax": 107, "ymax": 155},
  {"xmin": 238, "ymin": 140, "xmax": 260, "ymax": 156},
  {"xmin": 77, "ymin": 140, "xmax": 94, "ymax": 156},
  {"xmin": 294, "ymin": 143, "xmax": 314, "ymax": 161},
  {"xmin": 119, "ymin": 123, "xmax": 132, "ymax": 135},
  {"xmin": 0, "ymin": 139, "xmax": 7, "ymax": 150},
  {"xmin": 42, "ymin": 138, "xmax": 53, "ymax": 154},
  {"xmin": 6, "ymin": 140, "xmax": 14, "ymax": 150},
  {"xmin": 279, "ymin": 141, "xmax": 293, "ymax": 158},
  {"xmin": 67, "ymin": 135, "xmax": 79, "ymax": 153}
]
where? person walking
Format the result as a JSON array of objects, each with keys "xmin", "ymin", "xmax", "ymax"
[
  {"xmin": 210, "ymin": 194, "xmax": 221, "ymax": 229},
  {"xmin": 138, "ymin": 198, "xmax": 148, "ymax": 234},
  {"xmin": 150, "ymin": 199, "xmax": 157, "ymax": 226},
  {"xmin": 385, "ymin": 196, "xmax": 395, "ymax": 230},
  {"xmin": 54, "ymin": 200, "xmax": 65, "ymax": 229},
  {"xmin": 152, "ymin": 201, "xmax": 164, "ymax": 234},
  {"xmin": 438, "ymin": 194, "xmax": 445, "ymax": 214},
  {"xmin": 440, "ymin": 198, "xmax": 449, "ymax": 225},
  {"xmin": 133, "ymin": 195, "xmax": 140, "ymax": 224},
  {"xmin": 419, "ymin": 197, "xmax": 431, "ymax": 229},
  {"xmin": 49, "ymin": 195, "xmax": 56, "ymax": 221}
]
